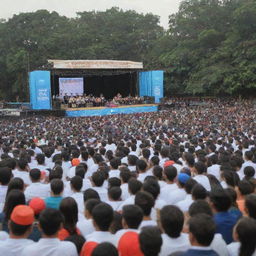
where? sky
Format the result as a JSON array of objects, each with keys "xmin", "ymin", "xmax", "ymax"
[{"xmin": 0, "ymin": 0, "xmax": 182, "ymax": 28}]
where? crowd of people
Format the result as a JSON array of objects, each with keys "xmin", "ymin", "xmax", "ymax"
[
  {"xmin": 0, "ymin": 98, "xmax": 255, "ymax": 256},
  {"xmin": 54, "ymin": 93, "xmax": 145, "ymax": 108}
]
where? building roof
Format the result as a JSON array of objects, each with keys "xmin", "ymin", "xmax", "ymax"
[{"xmin": 48, "ymin": 60, "xmax": 143, "ymax": 70}]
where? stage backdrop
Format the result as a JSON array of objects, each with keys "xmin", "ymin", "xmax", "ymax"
[
  {"xmin": 59, "ymin": 77, "xmax": 84, "ymax": 97},
  {"xmin": 139, "ymin": 70, "xmax": 164, "ymax": 103},
  {"xmin": 29, "ymin": 71, "xmax": 51, "ymax": 110}
]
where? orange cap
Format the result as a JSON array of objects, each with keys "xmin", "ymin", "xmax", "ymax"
[
  {"xmin": 118, "ymin": 231, "xmax": 143, "ymax": 256},
  {"xmin": 72, "ymin": 158, "xmax": 80, "ymax": 166},
  {"xmin": 10, "ymin": 205, "xmax": 34, "ymax": 225},
  {"xmin": 29, "ymin": 197, "xmax": 46, "ymax": 215},
  {"xmin": 164, "ymin": 160, "xmax": 175, "ymax": 168}
]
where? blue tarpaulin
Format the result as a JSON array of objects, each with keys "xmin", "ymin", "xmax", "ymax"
[{"xmin": 66, "ymin": 105, "xmax": 158, "ymax": 117}]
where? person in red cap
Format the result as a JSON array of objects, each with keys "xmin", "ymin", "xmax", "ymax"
[
  {"xmin": 28, "ymin": 197, "xmax": 46, "ymax": 241},
  {"xmin": 21, "ymin": 208, "xmax": 77, "ymax": 256},
  {"xmin": 117, "ymin": 205, "xmax": 144, "ymax": 256},
  {"xmin": 0, "ymin": 205, "xmax": 35, "ymax": 255}
]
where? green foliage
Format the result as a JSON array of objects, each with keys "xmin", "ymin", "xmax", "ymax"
[{"xmin": 1, "ymin": 1, "xmax": 256, "ymax": 100}]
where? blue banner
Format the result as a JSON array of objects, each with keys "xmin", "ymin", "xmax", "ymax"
[
  {"xmin": 66, "ymin": 105, "xmax": 158, "ymax": 117},
  {"xmin": 29, "ymin": 71, "xmax": 51, "ymax": 110},
  {"xmin": 139, "ymin": 71, "xmax": 164, "ymax": 103}
]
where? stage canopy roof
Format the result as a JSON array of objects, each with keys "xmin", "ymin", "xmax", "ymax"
[{"xmin": 48, "ymin": 60, "xmax": 143, "ymax": 70}]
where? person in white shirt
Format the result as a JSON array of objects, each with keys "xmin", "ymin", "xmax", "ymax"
[
  {"xmin": 176, "ymin": 178, "xmax": 197, "ymax": 212},
  {"xmin": 159, "ymin": 205, "xmax": 191, "ymax": 256},
  {"xmin": 207, "ymin": 154, "xmax": 221, "ymax": 181},
  {"xmin": 192, "ymin": 162, "xmax": 211, "ymax": 191},
  {"xmin": 91, "ymin": 171, "xmax": 108, "ymax": 202},
  {"xmin": 229, "ymin": 217, "xmax": 256, "ymax": 256},
  {"xmin": 21, "ymin": 208, "xmax": 77, "ymax": 256},
  {"xmin": 106, "ymin": 186, "xmax": 122, "ymax": 211},
  {"xmin": 0, "ymin": 205, "xmax": 35, "ymax": 256},
  {"xmin": 13, "ymin": 159, "xmax": 31, "ymax": 185},
  {"xmin": 119, "ymin": 168, "xmax": 132, "ymax": 200},
  {"xmin": 24, "ymin": 168, "xmax": 50, "ymax": 202},
  {"xmin": 137, "ymin": 159, "xmax": 151, "ymax": 182},
  {"xmin": 70, "ymin": 176, "xmax": 85, "ymax": 218},
  {"xmin": 127, "ymin": 154, "xmax": 138, "ymax": 172},
  {"xmin": 77, "ymin": 199, "xmax": 100, "ymax": 238},
  {"xmin": 80, "ymin": 203, "xmax": 116, "ymax": 256},
  {"xmin": 165, "ymin": 173, "xmax": 189, "ymax": 205},
  {"xmin": 116, "ymin": 205, "xmax": 143, "ymax": 255},
  {"xmin": 159, "ymin": 165, "xmax": 179, "ymax": 203},
  {"xmin": 135, "ymin": 191, "xmax": 157, "ymax": 229},
  {"xmin": 108, "ymin": 158, "xmax": 121, "ymax": 178},
  {"xmin": 242, "ymin": 151, "xmax": 256, "ymax": 178},
  {"xmin": 117, "ymin": 178, "xmax": 142, "ymax": 211}
]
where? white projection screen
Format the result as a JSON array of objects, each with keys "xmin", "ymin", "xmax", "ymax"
[{"xmin": 59, "ymin": 78, "xmax": 84, "ymax": 97}]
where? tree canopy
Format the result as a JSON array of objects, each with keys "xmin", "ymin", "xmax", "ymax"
[{"xmin": 0, "ymin": 1, "xmax": 256, "ymax": 100}]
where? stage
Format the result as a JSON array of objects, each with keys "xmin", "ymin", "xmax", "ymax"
[{"xmin": 65, "ymin": 104, "xmax": 158, "ymax": 117}]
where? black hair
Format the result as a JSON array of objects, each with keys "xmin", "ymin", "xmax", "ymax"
[
  {"xmin": 189, "ymin": 200, "xmax": 213, "ymax": 217},
  {"xmin": 71, "ymin": 176, "xmax": 83, "ymax": 192},
  {"xmin": 128, "ymin": 178, "xmax": 142, "ymax": 195},
  {"xmin": 136, "ymin": 160, "xmax": 147, "ymax": 173},
  {"xmin": 83, "ymin": 188, "xmax": 100, "ymax": 202},
  {"xmin": 65, "ymin": 234, "xmax": 85, "ymax": 254},
  {"xmin": 36, "ymin": 154, "xmax": 45, "ymax": 165},
  {"xmin": 0, "ymin": 167, "xmax": 12, "ymax": 185},
  {"xmin": 194, "ymin": 161, "xmax": 207, "ymax": 174},
  {"xmin": 184, "ymin": 153, "xmax": 195, "ymax": 167},
  {"xmin": 142, "ymin": 148, "xmax": 151, "ymax": 160},
  {"xmin": 92, "ymin": 242, "xmax": 118, "ymax": 256},
  {"xmin": 39, "ymin": 208, "xmax": 63, "ymax": 236},
  {"xmin": 160, "ymin": 205, "xmax": 184, "ymax": 238},
  {"xmin": 122, "ymin": 205, "xmax": 143, "ymax": 229},
  {"xmin": 110, "ymin": 211, "xmax": 123, "ymax": 234},
  {"xmin": 128, "ymin": 155, "xmax": 138, "ymax": 166},
  {"xmin": 139, "ymin": 226, "xmax": 163, "ymax": 256},
  {"xmin": 236, "ymin": 217, "xmax": 256, "ymax": 256},
  {"xmin": 75, "ymin": 165, "xmax": 86, "ymax": 179},
  {"xmin": 244, "ymin": 166, "xmax": 255, "ymax": 179},
  {"xmin": 6, "ymin": 177, "xmax": 24, "ymax": 195},
  {"xmin": 164, "ymin": 166, "xmax": 177, "ymax": 181},
  {"xmin": 29, "ymin": 168, "xmax": 41, "ymax": 182},
  {"xmin": 184, "ymin": 178, "xmax": 197, "ymax": 194},
  {"xmin": 59, "ymin": 197, "xmax": 79, "ymax": 235},
  {"xmin": 150, "ymin": 156, "xmax": 160, "ymax": 166},
  {"xmin": 135, "ymin": 191, "xmax": 155, "ymax": 216},
  {"xmin": 120, "ymin": 170, "xmax": 131, "ymax": 183},
  {"xmin": 3, "ymin": 189, "xmax": 25, "ymax": 220},
  {"xmin": 50, "ymin": 179, "xmax": 64, "ymax": 195},
  {"xmin": 189, "ymin": 213, "xmax": 215, "ymax": 246},
  {"xmin": 210, "ymin": 188, "xmax": 231, "ymax": 212},
  {"xmin": 142, "ymin": 179, "xmax": 160, "ymax": 200},
  {"xmin": 108, "ymin": 186, "xmax": 122, "ymax": 201},
  {"xmin": 17, "ymin": 159, "xmax": 28, "ymax": 170},
  {"xmin": 245, "ymin": 194, "xmax": 256, "ymax": 219},
  {"xmin": 153, "ymin": 165, "xmax": 163, "ymax": 180},
  {"xmin": 92, "ymin": 171, "xmax": 105, "ymax": 187},
  {"xmin": 108, "ymin": 177, "xmax": 121, "ymax": 188},
  {"xmin": 92, "ymin": 203, "xmax": 113, "ymax": 231},
  {"xmin": 110, "ymin": 158, "xmax": 121, "ymax": 169},
  {"xmin": 238, "ymin": 180, "xmax": 254, "ymax": 196},
  {"xmin": 245, "ymin": 151, "xmax": 253, "ymax": 161},
  {"xmin": 9, "ymin": 221, "xmax": 31, "ymax": 236},
  {"xmin": 85, "ymin": 199, "xmax": 101, "ymax": 215},
  {"xmin": 191, "ymin": 184, "xmax": 207, "ymax": 200},
  {"xmin": 223, "ymin": 171, "xmax": 240, "ymax": 187}
]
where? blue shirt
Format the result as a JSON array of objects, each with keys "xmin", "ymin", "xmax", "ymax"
[
  {"xmin": 182, "ymin": 248, "xmax": 219, "ymax": 256},
  {"xmin": 45, "ymin": 196, "xmax": 63, "ymax": 209},
  {"xmin": 214, "ymin": 211, "xmax": 238, "ymax": 244}
]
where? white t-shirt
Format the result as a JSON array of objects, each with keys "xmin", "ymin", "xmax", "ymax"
[
  {"xmin": 77, "ymin": 218, "xmax": 95, "ymax": 238},
  {"xmin": 159, "ymin": 233, "xmax": 190, "ymax": 256},
  {"xmin": 24, "ymin": 182, "xmax": 50, "ymax": 202},
  {"xmin": 193, "ymin": 175, "xmax": 211, "ymax": 191},
  {"xmin": 21, "ymin": 238, "xmax": 77, "ymax": 256}
]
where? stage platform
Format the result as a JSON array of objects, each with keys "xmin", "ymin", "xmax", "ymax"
[{"xmin": 65, "ymin": 104, "xmax": 158, "ymax": 117}]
